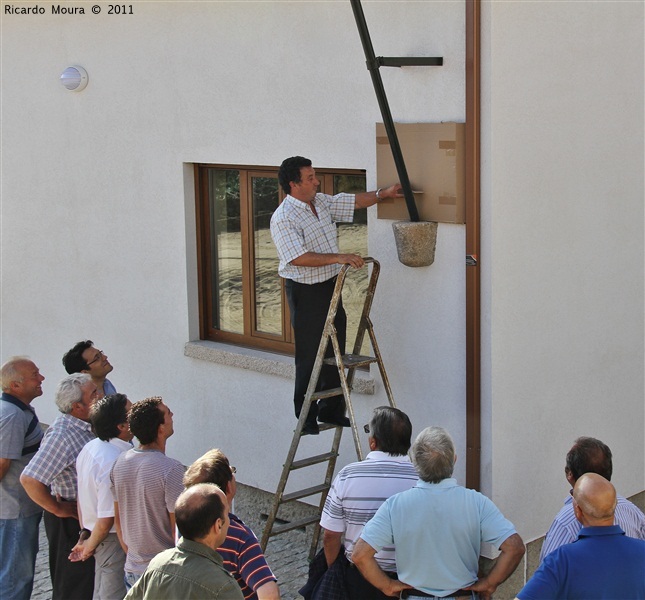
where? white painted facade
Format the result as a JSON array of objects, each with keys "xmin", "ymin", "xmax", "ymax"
[{"xmin": 1, "ymin": 0, "xmax": 642, "ymax": 552}]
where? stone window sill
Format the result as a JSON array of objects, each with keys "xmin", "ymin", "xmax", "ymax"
[{"xmin": 184, "ymin": 340, "xmax": 375, "ymax": 395}]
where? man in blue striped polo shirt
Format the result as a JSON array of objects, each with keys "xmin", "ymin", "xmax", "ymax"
[{"xmin": 540, "ymin": 436, "xmax": 645, "ymax": 561}]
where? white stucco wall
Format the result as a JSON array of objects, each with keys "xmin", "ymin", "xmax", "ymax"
[
  {"xmin": 481, "ymin": 0, "xmax": 644, "ymax": 541},
  {"xmin": 1, "ymin": 1, "xmax": 468, "ymax": 495},
  {"xmin": 2, "ymin": 0, "xmax": 642, "ymax": 549}
]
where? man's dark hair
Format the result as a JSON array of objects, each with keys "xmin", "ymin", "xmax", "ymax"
[
  {"xmin": 90, "ymin": 393, "xmax": 129, "ymax": 441},
  {"xmin": 278, "ymin": 156, "xmax": 312, "ymax": 195},
  {"xmin": 183, "ymin": 448, "xmax": 233, "ymax": 491},
  {"xmin": 62, "ymin": 340, "xmax": 94, "ymax": 374},
  {"xmin": 370, "ymin": 406, "xmax": 413, "ymax": 456},
  {"xmin": 566, "ymin": 437, "xmax": 613, "ymax": 481},
  {"xmin": 128, "ymin": 397, "xmax": 165, "ymax": 445},
  {"xmin": 175, "ymin": 483, "xmax": 226, "ymax": 541}
]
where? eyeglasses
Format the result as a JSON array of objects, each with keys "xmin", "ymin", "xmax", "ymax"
[
  {"xmin": 86, "ymin": 350, "xmax": 104, "ymax": 367},
  {"xmin": 230, "ymin": 466, "xmax": 237, "ymax": 474},
  {"xmin": 363, "ymin": 424, "xmax": 370, "ymax": 434}
]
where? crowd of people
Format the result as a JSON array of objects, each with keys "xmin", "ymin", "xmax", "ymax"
[
  {"xmin": 2, "ymin": 344, "xmax": 644, "ymax": 600},
  {"xmin": 0, "ymin": 344, "xmax": 279, "ymax": 600}
]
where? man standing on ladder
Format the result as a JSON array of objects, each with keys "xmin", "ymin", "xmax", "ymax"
[{"xmin": 270, "ymin": 156, "xmax": 402, "ymax": 435}]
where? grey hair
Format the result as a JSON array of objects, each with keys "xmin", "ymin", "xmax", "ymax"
[
  {"xmin": 55, "ymin": 373, "xmax": 92, "ymax": 414},
  {"xmin": 411, "ymin": 426, "xmax": 455, "ymax": 483},
  {"xmin": 1, "ymin": 356, "xmax": 32, "ymax": 390}
]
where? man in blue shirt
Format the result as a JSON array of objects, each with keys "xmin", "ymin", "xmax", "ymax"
[
  {"xmin": 353, "ymin": 426, "xmax": 525, "ymax": 599},
  {"xmin": 518, "ymin": 473, "xmax": 645, "ymax": 600},
  {"xmin": 540, "ymin": 436, "xmax": 645, "ymax": 561}
]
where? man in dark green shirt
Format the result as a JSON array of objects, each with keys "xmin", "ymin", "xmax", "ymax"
[{"xmin": 125, "ymin": 483, "xmax": 245, "ymax": 600}]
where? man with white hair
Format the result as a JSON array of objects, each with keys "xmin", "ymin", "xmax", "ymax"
[
  {"xmin": 21, "ymin": 373, "xmax": 100, "ymax": 600},
  {"xmin": 353, "ymin": 426, "xmax": 525, "ymax": 600},
  {"xmin": 0, "ymin": 357, "xmax": 45, "ymax": 600}
]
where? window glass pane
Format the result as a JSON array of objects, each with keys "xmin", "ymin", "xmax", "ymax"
[
  {"xmin": 335, "ymin": 175, "xmax": 369, "ymax": 355},
  {"xmin": 210, "ymin": 169, "xmax": 243, "ymax": 334},
  {"xmin": 252, "ymin": 176, "xmax": 282, "ymax": 335}
]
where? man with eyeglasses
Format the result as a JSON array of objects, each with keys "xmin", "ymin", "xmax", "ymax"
[
  {"xmin": 63, "ymin": 340, "xmax": 117, "ymax": 398},
  {"xmin": 184, "ymin": 449, "xmax": 279, "ymax": 600},
  {"xmin": 301, "ymin": 407, "xmax": 418, "ymax": 600}
]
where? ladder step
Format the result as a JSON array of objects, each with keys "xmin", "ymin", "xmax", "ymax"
[
  {"xmin": 269, "ymin": 514, "xmax": 320, "ymax": 537},
  {"xmin": 282, "ymin": 483, "xmax": 330, "ymax": 503},
  {"xmin": 291, "ymin": 451, "xmax": 337, "ymax": 470},
  {"xmin": 311, "ymin": 387, "xmax": 344, "ymax": 400},
  {"xmin": 323, "ymin": 353, "xmax": 377, "ymax": 368}
]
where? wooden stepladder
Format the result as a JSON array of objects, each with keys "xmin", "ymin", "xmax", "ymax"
[{"xmin": 260, "ymin": 258, "xmax": 396, "ymax": 560}]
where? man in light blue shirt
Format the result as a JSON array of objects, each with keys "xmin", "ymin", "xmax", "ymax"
[{"xmin": 353, "ymin": 426, "xmax": 525, "ymax": 600}]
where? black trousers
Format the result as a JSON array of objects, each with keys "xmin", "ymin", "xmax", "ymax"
[
  {"xmin": 44, "ymin": 510, "xmax": 95, "ymax": 600},
  {"xmin": 285, "ymin": 277, "xmax": 347, "ymax": 423},
  {"xmin": 345, "ymin": 559, "xmax": 399, "ymax": 600}
]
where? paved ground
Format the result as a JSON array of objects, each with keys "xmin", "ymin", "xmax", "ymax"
[{"xmin": 31, "ymin": 513, "xmax": 311, "ymax": 599}]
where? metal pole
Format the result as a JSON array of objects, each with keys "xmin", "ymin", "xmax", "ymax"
[{"xmin": 349, "ymin": 0, "xmax": 420, "ymax": 222}]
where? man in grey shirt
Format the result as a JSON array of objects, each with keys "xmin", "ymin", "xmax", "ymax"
[{"xmin": 0, "ymin": 357, "xmax": 45, "ymax": 600}]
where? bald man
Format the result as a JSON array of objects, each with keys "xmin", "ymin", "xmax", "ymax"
[
  {"xmin": 125, "ymin": 483, "xmax": 244, "ymax": 600},
  {"xmin": 0, "ymin": 357, "xmax": 45, "ymax": 600},
  {"xmin": 518, "ymin": 474, "xmax": 645, "ymax": 599}
]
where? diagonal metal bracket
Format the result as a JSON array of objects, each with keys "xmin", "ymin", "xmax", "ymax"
[{"xmin": 350, "ymin": 0, "xmax": 443, "ymax": 223}]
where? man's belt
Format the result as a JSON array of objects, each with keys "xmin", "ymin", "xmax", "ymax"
[{"xmin": 401, "ymin": 589, "xmax": 474, "ymax": 599}]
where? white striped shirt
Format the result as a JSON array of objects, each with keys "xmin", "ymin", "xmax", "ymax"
[
  {"xmin": 320, "ymin": 451, "xmax": 418, "ymax": 571},
  {"xmin": 110, "ymin": 448, "xmax": 185, "ymax": 575},
  {"xmin": 270, "ymin": 192, "xmax": 355, "ymax": 284},
  {"xmin": 540, "ymin": 494, "xmax": 645, "ymax": 561}
]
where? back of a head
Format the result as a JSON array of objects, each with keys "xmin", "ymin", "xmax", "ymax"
[
  {"xmin": 370, "ymin": 406, "xmax": 412, "ymax": 456},
  {"xmin": 62, "ymin": 340, "xmax": 93, "ymax": 374},
  {"xmin": 128, "ymin": 396, "xmax": 164, "ymax": 445},
  {"xmin": 411, "ymin": 426, "xmax": 455, "ymax": 483},
  {"xmin": 55, "ymin": 373, "xmax": 91, "ymax": 414},
  {"xmin": 278, "ymin": 156, "xmax": 311, "ymax": 195},
  {"xmin": 90, "ymin": 393, "xmax": 129, "ymax": 441},
  {"xmin": 573, "ymin": 473, "xmax": 617, "ymax": 523},
  {"xmin": 184, "ymin": 448, "xmax": 232, "ymax": 491},
  {"xmin": 175, "ymin": 483, "xmax": 226, "ymax": 541},
  {"xmin": 566, "ymin": 437, "xmax": 613, "ymax": 481}
]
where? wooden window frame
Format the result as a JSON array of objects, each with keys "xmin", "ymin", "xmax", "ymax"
[{"xmin": 195, "ymin": 163, "xmax": 366, "ymax": 355}]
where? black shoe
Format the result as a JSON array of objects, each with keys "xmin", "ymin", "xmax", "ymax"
[
  {"xmin": 318, "ymin": 415, "xmax": 351, "ymax": 428},
  {"xmin": 301, "ymin": 422, "xmax": 320, "ymax": 436}
]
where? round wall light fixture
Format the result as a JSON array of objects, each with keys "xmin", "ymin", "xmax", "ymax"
[{"xmin": 60, "ymin": 66, "xmax": 89, "ymax": 92}]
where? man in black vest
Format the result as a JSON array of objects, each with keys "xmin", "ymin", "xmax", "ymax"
[{"xmin": 0, "ymin": 357, "xmax": 45, "ymax": 600}]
